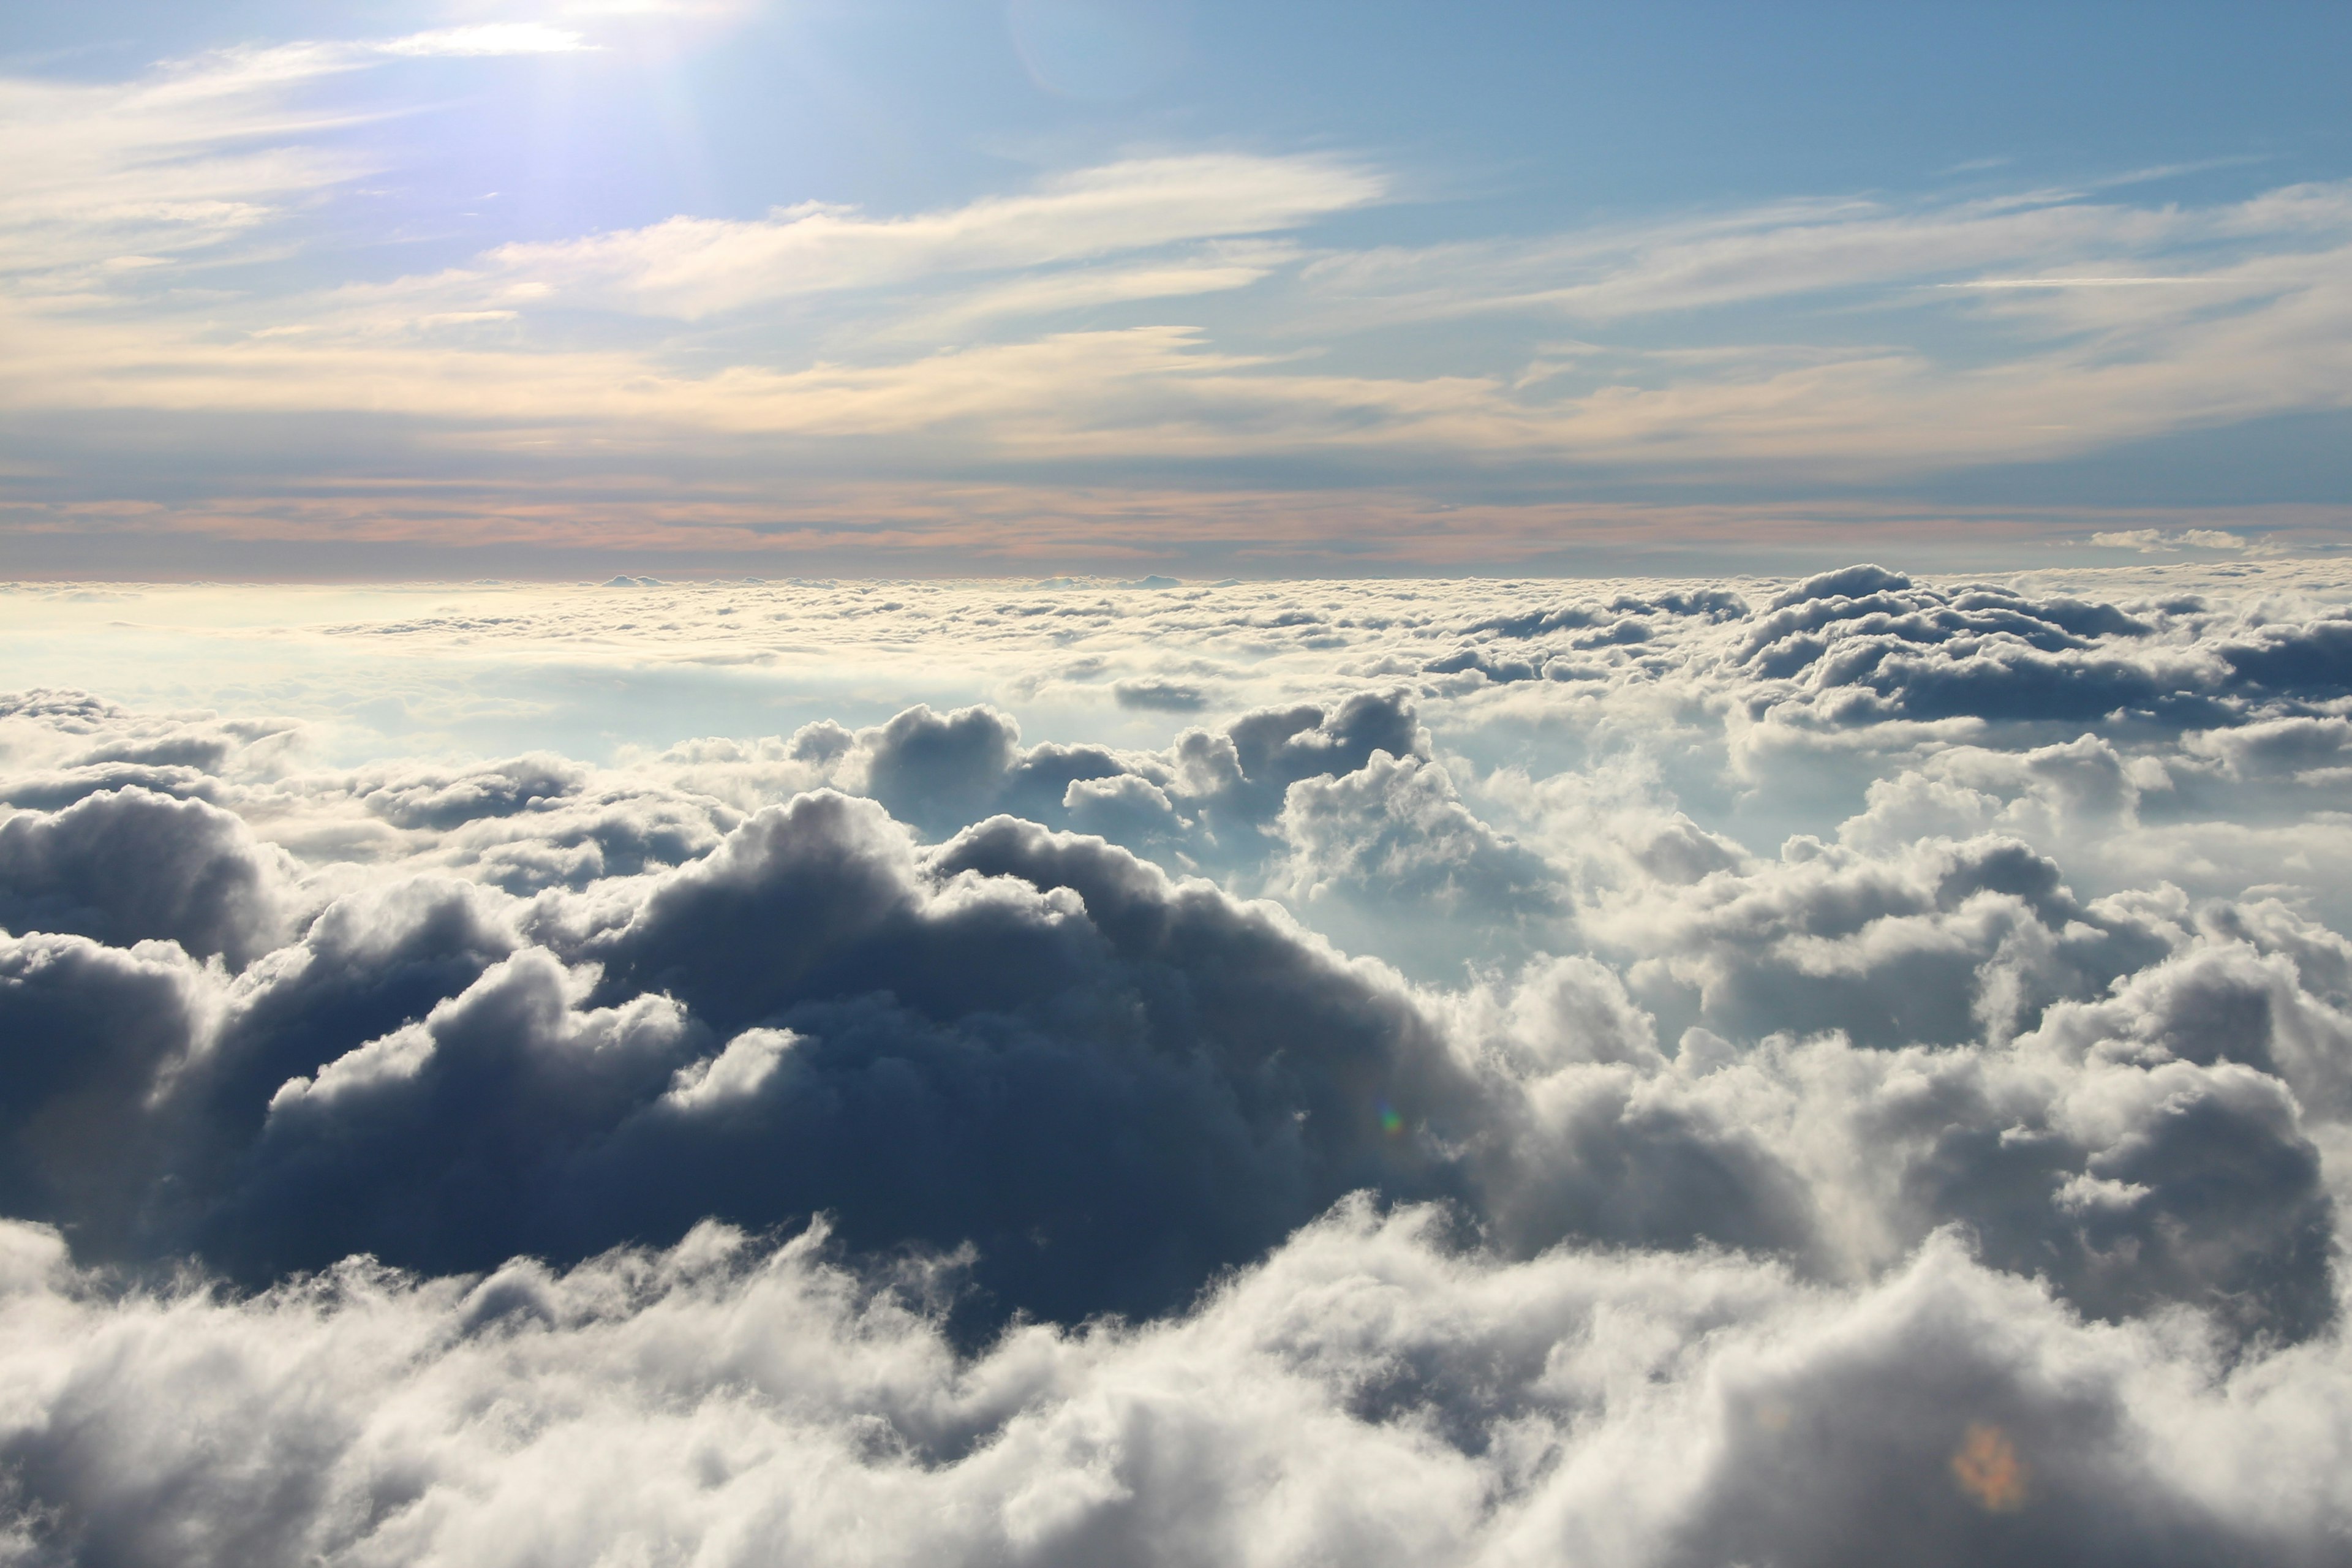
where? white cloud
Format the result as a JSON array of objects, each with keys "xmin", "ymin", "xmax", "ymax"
[
  {"xmin": 2090, "ymin": 528, "xmax": 2251, "ymax": 552},
  {"xmin": 376, "ymin": 23, "xmax": 592, "ymax": 56},
  {"xmin": 0, "ymin": 24, "xmax": 591, "ymax": 289},
  {"xmin": 0, "ymin": 1204, "xmax": 2340, "ymax": 1563},
  {"xmin": 1292, "ymin": 184, "xmax": 2351, "ymax": 324},
  {"xmin": 469, "ymin": 156, "xmax": 1378, "ymax": 318},
  {"xmin": 887, "ymin": 241, "xmax": 1299, "ymax": 336}
]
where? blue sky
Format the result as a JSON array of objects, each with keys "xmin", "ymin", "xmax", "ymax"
[{"xmin": 4, "ymin": 0, "xmax": 2349, "ymax": 575}]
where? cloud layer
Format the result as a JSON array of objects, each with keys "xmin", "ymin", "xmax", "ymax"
[
  {"xmin": 1, "ymin": 564, "xmax": 2350, "ymax": 1559},
  {"xmin": 2, "ymin": 20, "xmax": 2346, "ymax": 568}
]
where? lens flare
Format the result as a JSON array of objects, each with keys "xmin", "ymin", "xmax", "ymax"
[
  {"xmin": 1951, "ymin": 1422, "xmax": 2028, "ymax": 1512},
  {"xmin": 1007, "ymin": 0, "xmax": 1189, "ymax": 102}
]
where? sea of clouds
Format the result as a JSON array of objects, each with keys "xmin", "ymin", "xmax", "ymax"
[{"xmin": 5, "ymin": 560, "xmax": 2352, "ymax": 1564}]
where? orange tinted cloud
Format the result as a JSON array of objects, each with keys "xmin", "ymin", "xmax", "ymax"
[{"xmin": 2, "ymin": 486, "xmax": 2339, "ymax": 573}]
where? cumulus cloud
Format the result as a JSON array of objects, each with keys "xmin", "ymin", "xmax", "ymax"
[
  {"xmin": 1273, "ymin": 750, "xmax": 1564, "ymax": 974},
  {"xmin": 0, "ymin": 788, "xmax": 296, "ymax": 965},
  {"xmin": 2, "ymin": 564, "xmax": 2352, "ymax": 1559},
  {"xmin": 0, "ymin": 1208, "xmax": 2342, "ymax": 1566}
]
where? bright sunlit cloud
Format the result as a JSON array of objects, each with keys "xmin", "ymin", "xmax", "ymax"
[{"xmin": 377, "ymin": 23, "xmax": 594, "ymax": 56}]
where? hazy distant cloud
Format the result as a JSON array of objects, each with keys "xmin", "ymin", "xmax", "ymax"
[
  {"xmin": 1296, "ymin": 181, "xmax": 2352, "ymax": 325},
  {"xmin": 1111, "ymin": 676, "xmax": 1208, "ymax": 711},
  {"xmin": 2090, "ymin": 527, "xmax": 2251, "ymax": 552}
]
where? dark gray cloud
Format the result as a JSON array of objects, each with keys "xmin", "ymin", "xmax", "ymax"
[
  {"xmin": 1610, "ymin": 834, "xmax": 2176, "ymax": 1048},
  {"xmin": 1112, "ymin": 676, "xmax": 1209, "ymax": 711},
  {"xmin": 845, "ymin": 704, "xmax": 1030, "ymax": 832},
  {"xmin": 0, "ymin": 761, "xmax": 224, "ymax": 811},
  {"xmin": 0, "ymin": 789, "xmax": 1484, "ymax": 1323},
  {"xmin": 2219, "ymin": 615, "xmax": 2352, "ymax": 701},
  {"xmin": 356, "ymin": 755, "xmax": 586, "ymax": 831},
  {"xmin": 0, "ymin": 774, "xmax": 2330, "ymax": 1349},
  {"xmin": 0, "ymin": 787, "xmax": 295, "ymax": 965},
  {"xmin": 1708, "ymin": 567, "xmax": 2352, "ymax": 731}
]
